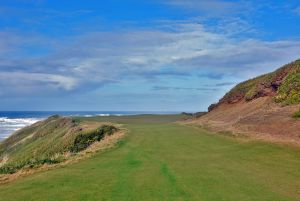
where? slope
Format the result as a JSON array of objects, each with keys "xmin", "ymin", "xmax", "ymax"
[
  {"xmin": 0, "ymin": 115, "xmax": 299, "ymax": 201},
  {"xmin": 196, "ymin": 59, "xmax": 300, "ymax": 146},
  {"xmin": 0, "ymin": 115, "xmax": 119, "ymax": 175}
]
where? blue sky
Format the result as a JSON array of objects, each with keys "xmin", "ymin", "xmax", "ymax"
[{"xmin": 1, "ymin": 0, "xmax": 300, "ymax": 112}]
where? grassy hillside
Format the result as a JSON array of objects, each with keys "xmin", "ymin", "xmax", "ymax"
[
  {"xmin": 211, "ymin": 59, "xmax": 300, "ymax": 110},
  {"xmin": 0, "ymin": 115, "xmax": 118, "ymax": 174},
  {"xmin": 0, "ymin": 115, "xmax": 299, "ymax": 201}
]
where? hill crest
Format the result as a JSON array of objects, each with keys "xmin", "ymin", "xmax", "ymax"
[
  {"xmin": 194, "ymin": 59, "xmax": 300, "ymax": 147},
  {"xmin": 209, "ymin": 59, "xmax": 300, "ymax": 111}
]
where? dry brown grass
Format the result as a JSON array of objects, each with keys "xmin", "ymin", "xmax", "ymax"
[{"xmin": 0, "ymin": 155, "xmax": 8, "ymax": 168}]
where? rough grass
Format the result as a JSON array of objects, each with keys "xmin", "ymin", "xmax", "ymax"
[
  {"xmin": 275, "ymin": 70, "xmax": 300, "ymax": 105},
  {"xmin": 292, "ymin": 109, "xmax": 300, "ymax": 118},
  {"xmin": 0, "ymin": 115, "xmax": 299, "ymax": 201},
  {"xmin": 223, "ymin": 73, "xmax": 273, "ymax": 101},
  {"xmin": 70, "ymin": 125, "xmax": 117, "ymax": 153},
  {"xmin": 221, "ymin": 59, "xmax": 300, "ymax": 105},
  {"xmin": 0, "ymin": 116, "xmax": 118, "ymax": 174}
]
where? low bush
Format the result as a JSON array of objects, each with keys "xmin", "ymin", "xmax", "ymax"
[
  {"xmin": 0, "ymin": 165, "xmax": 18, "ymax": 174},
  {"xmin": 70, "ymin": 125, "xmax": 117, "ymax": 153},
  {"xmin": 275, "ymin": 72, "xmax": 300, "ymax": 105},
  {"xmin": 0, "ymin": 157, "xmax": 64, "ymax": 174},
  {"xmin": 101, "ymin": 125, "xmax": 118, "ymax": 135}
]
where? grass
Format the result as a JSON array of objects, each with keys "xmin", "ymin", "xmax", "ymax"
[
  {"xmin": 222, "ymin": 73, "xmax": 269, "ymax": 101},
  {"xmin": 0, "ymin": 116, "xmax": 118, "ymax": 174},
  {"xmin": 275, "ymin": 69, "xmax": 300, "ymax": 105},
  {"xmin": 70, "ymin": 125, "xmax": 117, "ymax": 153},
  {"xmin": 0, "ymin": 115, "xmax": 300, "ymax": 200},
  {"xmin": 220, "ymin": 59, "xmax": 300, "ymax": 104},
  {"xmin": 292, "ymin": 109, "xmax": 300, "ymax": 118}
]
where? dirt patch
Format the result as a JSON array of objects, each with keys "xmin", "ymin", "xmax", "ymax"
[{"xmin": 189, "ymin": 97, "xmax": 300, "ymax": 147}]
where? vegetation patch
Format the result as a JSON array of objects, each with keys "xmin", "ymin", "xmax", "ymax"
[
  {"xmin": 181, "ymin": 112, "xmax": 207, "ymax": 119},
  {"xmin": 0, "ymin": 116, "xmax": 118, "ymax": 175},
  {"xmin": 223, "ymin": 73, "xmax": 273, "ymax": 103},
  {"xmin": 0, "ymin": 155, "xmax": 65, "ymax": 174},
  {"xmin": 70, "ymin": 125, "xmax": 118, "ymax": 153},
  {"xmin": 292, "ymin": 109, "xmax": 300, "ymax": 118},
  {"xmin": 209, "ymin": 60, "xmax": 300, "ymax": 110},
  {"xmin": 275, "ymin": 71, "xmax": 300, "ymax": 105}
]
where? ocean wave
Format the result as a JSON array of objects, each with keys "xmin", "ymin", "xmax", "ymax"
[
  {"xmin": 97, "ymin": 114, "xmax": 110, "ymax": 116},
  {"xmin": 1, "ymin": 124, "xmax": 29, "ymax": 128},
  {"xmin": 83, "ymin": 115, "xmax": 93, "ymax": 117},
  {"xmin": 0, "ymin": 117, "xmax": 41, "ymax": 124},
  {"xmin": 62, "ymin": 113, "xmax": 123, "ymax": 117},
  {"xmin": 80, "ymin": 114, "xmax": 111, "ymax": 117},
  {"xmin": 0, "ymin": 117, "xmax": 42, "ymax": 141}
]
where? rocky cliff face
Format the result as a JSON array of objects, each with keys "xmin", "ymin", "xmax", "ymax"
[
  {"xmin": 209, "ymin": 59, "xmax": 300, "ymax": 110},
  {"xmin": 194, "ymin": 59, "xmax": 300, "ymax": 146}
]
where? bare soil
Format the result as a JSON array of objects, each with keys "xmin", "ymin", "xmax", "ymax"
[{"xmin": 190, "ymin": 97, "xmax": 300, "ymax": 147}]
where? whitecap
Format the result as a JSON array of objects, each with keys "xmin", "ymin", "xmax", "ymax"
[
  {"xmin": 97, "ymin": 114, "xmax": 110, "ymax": 116},
  {"xmin": 0, "ymin": 117, "xmax": 42, "ymax": 141}
]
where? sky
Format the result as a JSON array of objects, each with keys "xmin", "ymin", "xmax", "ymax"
[{"xmin": 1, "ymin": 0, "xmax": 300, "ymax": 112}]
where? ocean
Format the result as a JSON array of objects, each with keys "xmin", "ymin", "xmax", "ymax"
[{"xmin": 0, "ymin": 111, "xmax": 176, "ymax": 141}]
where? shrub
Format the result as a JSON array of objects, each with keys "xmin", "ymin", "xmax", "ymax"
[
  {"xmin": 0, "ymin": 165, "xmax": 18, "ymax": 174},
  {"xmin": 275, "ymin": 72, "xmax": 300, "ymax": 105},
  {"xmin": 70, "ymin": 125, "xmax": 117, "ymax": 153},
  {"xmin": 0, "ymin": 157, "xmax": 64, "ymax": 174},
  {"xmin": 101, "ymin": 125, "xmax": 118, "ymax": 136},
  {"xmin": 245, "ymin": 86, "xmax": 258, "ymax": 101},
  {"xmin": 71, "ymin": 118, "xmax": 81, "ymax": 124}
]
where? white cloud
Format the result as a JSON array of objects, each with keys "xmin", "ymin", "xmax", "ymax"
[
  {"xmin": 0, "ymin": 72, "xmax": 78, "ymax": 90},
  {"xmin": 0, "ymin": 21, "xmax": 300, "ymax": 95},
  {"xmin": 56, "ymin": 22, "xmax": 300, "ymax": 80}
]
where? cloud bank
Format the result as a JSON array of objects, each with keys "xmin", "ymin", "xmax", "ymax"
[
  {"xmin": 1, "ymin": 21, "xmax": 300, "ymax": 96},
  {"xmin": 0, "ymin": 0, "xmax": 300, "ymax": 111}
]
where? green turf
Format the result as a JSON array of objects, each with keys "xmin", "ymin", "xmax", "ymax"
[{"xmin": 0, "ymin": 115, "xmax": 300, "ymax": 201}]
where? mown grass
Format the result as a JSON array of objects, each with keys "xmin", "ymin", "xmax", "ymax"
[{"xmin": 0, "ymin": 115, "xmax": 300, "ymax": 201}]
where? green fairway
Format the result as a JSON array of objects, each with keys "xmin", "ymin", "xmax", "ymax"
[{"xmin": 0, "ymin": 115, "xmax": 300, "ymax": 201}]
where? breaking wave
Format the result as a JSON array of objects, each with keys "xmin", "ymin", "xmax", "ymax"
[{"xmin": 0, "ymin": 117, "xmax": 42, "ymax": 141}]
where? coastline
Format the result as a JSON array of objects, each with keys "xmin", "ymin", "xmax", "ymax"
[{"xmin": 0, "ymin": 111, "xmax": 180, "ymax": 141}]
